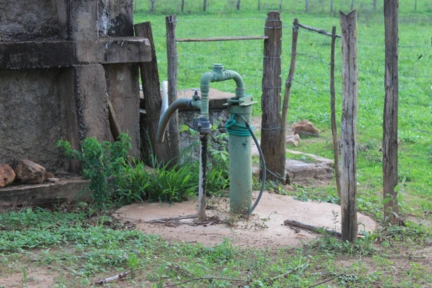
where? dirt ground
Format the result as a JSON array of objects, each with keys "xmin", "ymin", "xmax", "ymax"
[{"xmin": 114, "ymin": 191, "xmax": 377, "ymax": 249}]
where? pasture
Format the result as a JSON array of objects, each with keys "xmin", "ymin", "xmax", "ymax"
[{"xmin": 1, "ymin": 1, "xmax": 431, "ymax": 287}]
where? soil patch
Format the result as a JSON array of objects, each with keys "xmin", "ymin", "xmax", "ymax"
[{"xmin": 114, "ymin": 192, "xmax": 377, "ymax": 249}]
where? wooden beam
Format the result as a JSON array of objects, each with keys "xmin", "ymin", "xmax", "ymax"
[
  {"xmin": 176, "ymin": 36, "xmax": 268, "ymax": 42},
  {"xmin": 0, "ymin": 38, "xmax": 151, "ymax": 69}
]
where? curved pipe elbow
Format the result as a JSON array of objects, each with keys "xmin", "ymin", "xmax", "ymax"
[{"xmin": 156, "ymin": 98, "xmax": 192, "ymax": 143}]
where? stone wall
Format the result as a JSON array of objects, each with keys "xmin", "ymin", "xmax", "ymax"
[{"xmin": 0, "ymin": 0, "xmax": 149, "ymax": 172}]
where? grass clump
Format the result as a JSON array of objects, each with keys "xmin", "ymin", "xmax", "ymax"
[{"xmin": 57, "ymin": 132, "xmax": 230, "ymax": 206}]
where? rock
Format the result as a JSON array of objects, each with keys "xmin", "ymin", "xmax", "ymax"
[
  {"xmin": 46, "ymin": 178, "xmax": 60, "ymax": 183},
  {"xmin": 13, "ymin": 159, "xmax": 46, "ymax": 184},
  {"xmin": 45, "ymin": 171, "xmax": 55, "ymax": 179},
  {"xmin": 0, "ymin": 164, "xmax": 16, "ymax": 187},
  {"xmin": 292, "ymin": 120, "xmax": 319, "ymax": 137},
  {"xmin": 286, "ymin": 134, "xmax": 300, "ymax": 146}
]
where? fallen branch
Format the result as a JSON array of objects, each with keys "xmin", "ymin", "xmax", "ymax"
[
  {"xmin": 284, "ymin": 220, "xmax": 342, "ymax": 238},
  {"xmin": 266, "ymin": 262, "xmax": 309, "ymax": 285},
  {"xmin": 145, "ymin": 215, "xmax": 197, "ymax": 223},
  {"xmin": 166, "ymin": 276, "xmax": 245, "ymax": 287},
  {"xmin": 309, "ymin": 274, "xmax": 340, "ymax": 287},
  {"xmin": 94, "ymin": 271, "xmax": 129, "ymax": 285}
]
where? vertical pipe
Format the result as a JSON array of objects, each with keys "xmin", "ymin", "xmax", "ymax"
[{"xmin": 198, "ymin": 134, "xmax": 208, "ymax": 221}]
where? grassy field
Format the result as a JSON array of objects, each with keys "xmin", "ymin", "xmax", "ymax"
[
  {"xmin": 136, "ymin": 2, "xmax": 432, "ymax": 220},
  {"xmin": 1, "ymin": 2, "xmax": 431, "ymax": 287}
]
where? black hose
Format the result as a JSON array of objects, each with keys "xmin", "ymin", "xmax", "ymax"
[{"xmin": 237, "ymin": 115, "xmax": 266, "ymax": 216}]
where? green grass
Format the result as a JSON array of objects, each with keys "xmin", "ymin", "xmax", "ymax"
[
  {"xmin": 135, "ymin": 1, "xmax": 432, "ymax": 222},
  {"xmin": 1, "ymin": 207, "xmax": 431, "ymax": 287},
  {"xmin": 1, "ymin": 2, "xmax": 432, "ymax": 287}
]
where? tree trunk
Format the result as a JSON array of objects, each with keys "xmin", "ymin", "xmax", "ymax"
[
  {"xmin": 331, "ymin": 0, "xmax": 334, "ymax": 13},
  {"xmin": 279, "ymin": 0, "xmax": 282, "ymax": 11},
  {"xmin": 261, "ymin": 12, "xmax": 285, "ymax": 183},
  {"xmin": 181, "ymin": 0, "xmax": 185, "ymax": 12},
  {"xmin": 339, "ymin": 10, "xmax": 358, "ymax": 243},
  {"xmin": 414, "ymin": 0, "xmax": 417, "ymax": 11},
  {"xmin": 383, "ymin": 0, "xmax": 399, "ymax": 225},
  {"xmin": 351, "ymin": 0, "xmax": 355, "ymax": 10},
  {"xmin": 150, "ymin": 0, "xmax": 155, "ymax": 12},
  {"xmin": 330, "ymin": 26, "xmax": 341, "ymax": 198},
  {"xmin": 258, "ymin": 0, "xmax": 260, "ymax": 10},
  {"xmin": 236, "ymin": 0, "xmax": 241, "ymax": 10},
  {"xmin": 373, "ymin": 0, "xmax": 377, "ymax": 12},
  {"xmin": 305, "ymin": 0, "xmax": 309, "ymax": 12},
  {"xmin": 203, "ymin": 0, "xmax": 207, "ymax": 11}
]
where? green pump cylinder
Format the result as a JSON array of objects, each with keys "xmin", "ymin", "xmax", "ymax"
[{"xmin": 227, "ymin": 105, "xmax": 254, "ymax": 214}]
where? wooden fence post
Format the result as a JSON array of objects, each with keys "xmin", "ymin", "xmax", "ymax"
[
  {"xmin": 330, "ymin": 26, "xmax": 341, "ymax": 198},
  {"xmin": 261, "ymin": 12, "xmax": 285, "ymax": 183},
  {"xmin": 383, "ymin": 0, "xmax": 399, "ymax": 224},
  {"xmin": 281, "ymin": 18, "xmax": 298, "ymax": 169},
  {"xmin": 305, "ymin": 0, "xmax": 309, "ymax": 12},
  {"xmin": 135, "ymin": 22, "xmax": 173, "ymax": 166},
  {"xmin": 340, "ymin": 10, "xmax": 358, "ymax": 243},
  {"xmin": 165, "ymin": 15, "xmax": 181, "ymax": 166},
  {"xmin": 203, "ymin": 0, "xmax": 207, "ymax": 11}
]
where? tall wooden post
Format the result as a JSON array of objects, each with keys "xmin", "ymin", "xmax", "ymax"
[
  {"xmin": 330, "ymin": 26, "xmax": 341, "ymax": 198},
  {"xmin": 261, "ymin": 12, "xmax": 285, "ymax": 183},
  {"xmin": 340, "ymin": 10, "xmax": 358, "ymax": 243},
  {"xmin": 383, "ymin": 0, "xmax": 399, "ymax": 224},
  {"xmin": 165, "ymin": 15, "xmax": 181, "ymax": 166}
]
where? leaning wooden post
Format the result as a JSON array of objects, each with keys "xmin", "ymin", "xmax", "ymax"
[
  {"xmin": 135, "ymin": 22, "xmax": 174, "ymax": 166},
  {"xmin": 165, "ymin": 15, "xmax": 181, "ymax": 166},
  {"xmin": 281, "ymin": 18, "xmax": 299, "ymax": 164},
  {"xmin": 330, "ymin": 26, "xmax": 341, "ymax": 198},
  {"xmin": 261, "ymin": 12, "xmax": 285, "ymax": 183},
  {"xmin": 383, "ymin": 0, "xmax": 399, "ymax": 224},
  {"xmin": 339, "ymin": 10, "xmax": 358, "ymax": 243}
]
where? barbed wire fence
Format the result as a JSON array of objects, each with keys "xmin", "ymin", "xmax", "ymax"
[{"xmin": 135, "ymin": 0, "xmax": 432, "ymax": 14}]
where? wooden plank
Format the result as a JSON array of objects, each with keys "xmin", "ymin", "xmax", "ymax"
[
  {"xmin": 340, "ymin": 10, "xmax": 358, "ymax": 243},
  {"xmin": 165, "ymin": 15, "xmax": 181, "ymax": 166},
  {"xmin": 176, "ymin": 36, "xmax": 268, "ymax": 42},
  {"xmin": 0, "ymin": 38, "xmax": 151, "ymax": 69},
  {"xmin": 330, "ymin": 26, "xmax": 341, "ymax": 198},
  {"xmin": 135, "ymin": 22, "xmax": 174, "ymax": 166},
  {"xmin": 261, "ymin": 12, "xmax": 285, "ymax": 183},
  {"xmin": 383, "ymin": 0, "xmax": 400, "ymax": 224}
]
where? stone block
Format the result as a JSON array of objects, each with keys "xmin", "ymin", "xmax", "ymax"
[
  {"xmin": 13, "ymin": 159, "xmax": 46, "ymax": 184},
  {"xmin": 0, "ymin": 164, "xmax": 16, "ymax": 187}
]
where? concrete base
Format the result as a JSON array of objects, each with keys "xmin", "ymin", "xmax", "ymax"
[{"xmin": 0, "ymin": 177, "xmax": 90, "ymax": 211}]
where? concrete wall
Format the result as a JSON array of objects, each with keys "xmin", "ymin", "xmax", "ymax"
[{"xmin": 0, "ymin": 0, "xmax": 143, "ymax": 173}]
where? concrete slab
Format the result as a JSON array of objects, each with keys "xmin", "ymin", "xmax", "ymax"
[
  {"xmin": 114, "ymin": 192, "xmax": 377, "ymax": 249},
  {"xmin": 0, "ymin": 177, "xmax": 90, "ymax": 211}
]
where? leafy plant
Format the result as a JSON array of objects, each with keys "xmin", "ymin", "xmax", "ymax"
[{"xmin": 57, "ymin": 133, "xmax": 132, "ymax": 206}]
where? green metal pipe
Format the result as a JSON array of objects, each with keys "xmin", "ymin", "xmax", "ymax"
[
  {"xmin": 156, "ymin": 98, "xmax": 200, "ymax": 143},
  {"xmin": 200, "ymin": 64, "xmax": 245, "ymax": 118}
]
